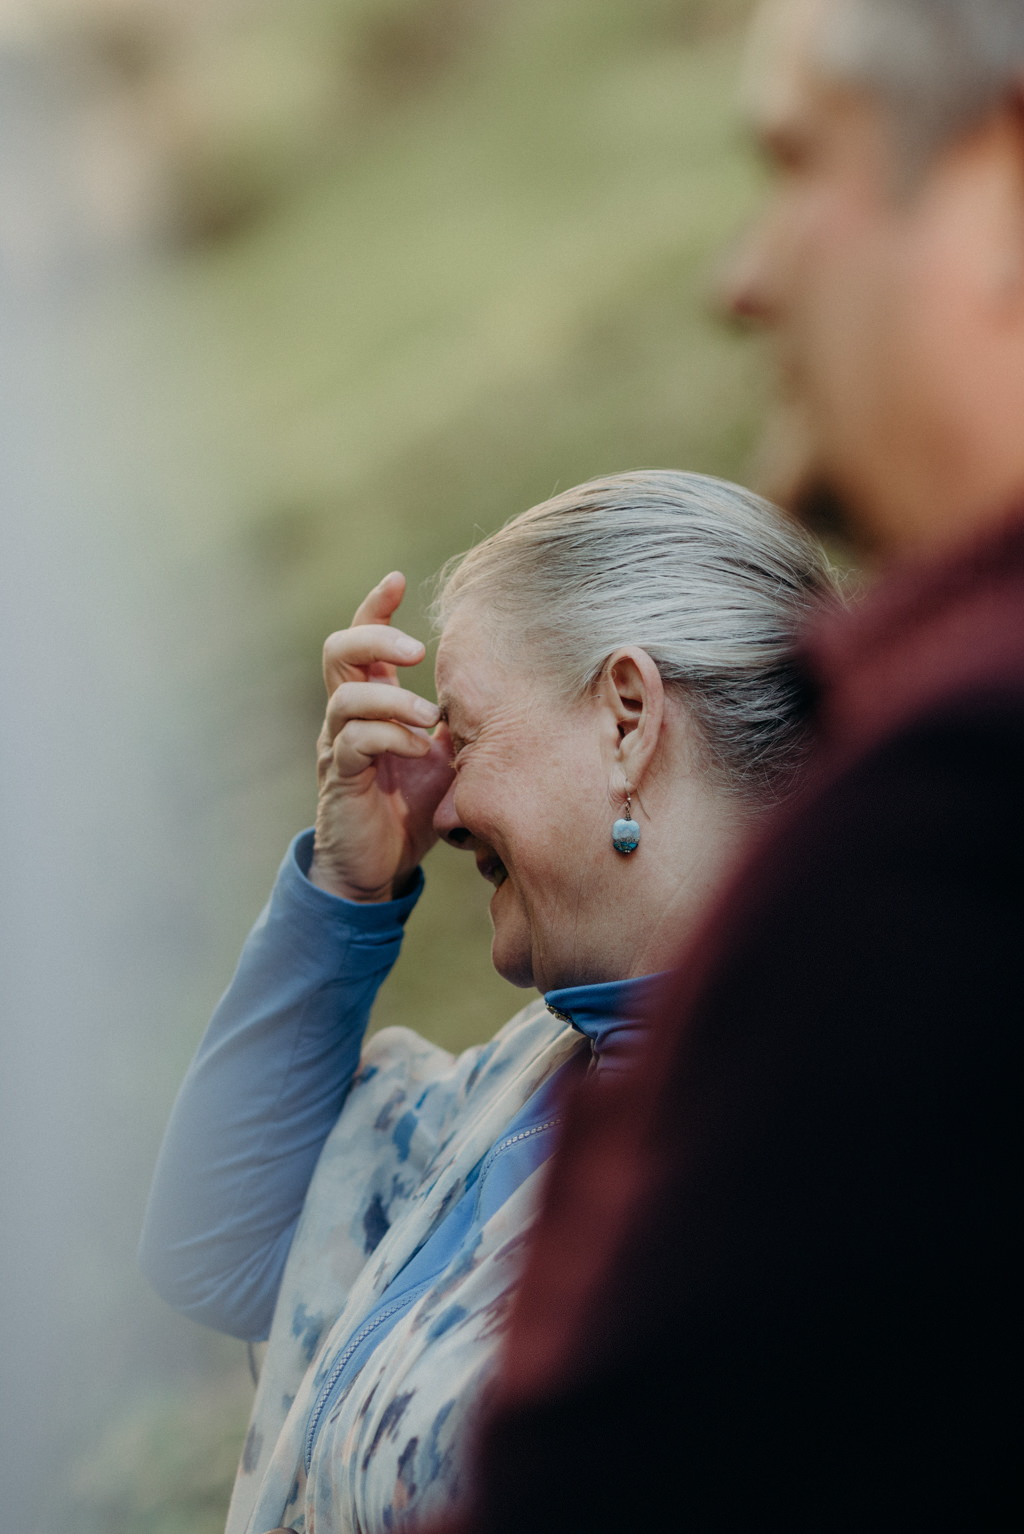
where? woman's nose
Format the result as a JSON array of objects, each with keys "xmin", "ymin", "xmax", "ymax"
[{"xmin": 433, "ymin": 780, "xmax": 472, "ymax": 848}]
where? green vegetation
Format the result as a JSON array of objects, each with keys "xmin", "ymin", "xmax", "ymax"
[{"xmin": 58, "ymin": 0, "xmax": 765, "ymax": 1527}]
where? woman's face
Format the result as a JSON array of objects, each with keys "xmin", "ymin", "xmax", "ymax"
[{"xmin": 433, "ymin": 603, "xmax": 614, "ymax": 992}]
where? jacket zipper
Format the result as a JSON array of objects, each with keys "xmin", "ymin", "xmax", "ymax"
[
  {"xmin": 472, "ymin": 1116, "xmax": 563, "ymax": 1209},
  {"xmin": 303, "ymin": 1116, "xmax": 564, "ymax": 1472},
  {"xmin": 303, "ymin": 1284, "xmax": 428, "ymax": 1471}
]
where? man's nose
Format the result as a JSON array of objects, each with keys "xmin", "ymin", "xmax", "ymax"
[
  {"xmin": 433, "ymin": 781, "xmax": 472, "ymax": 848},
  {"xmin": 715, "ymin": 224, "xmax": 774, "ymax": 324}
]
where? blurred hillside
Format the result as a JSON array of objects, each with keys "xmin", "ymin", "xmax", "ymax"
[{"xmin": 2, "ymin": 1, "xmax": 765, "ymax": 1529}]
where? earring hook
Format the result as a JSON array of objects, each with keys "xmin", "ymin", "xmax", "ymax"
[{"xmin": 612, "ymin": 789, "xmax": 640, "ymax": 856}]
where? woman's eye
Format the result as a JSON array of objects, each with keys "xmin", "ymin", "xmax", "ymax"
[{"xmin": 447, "ymin": 733, "xmax": 473, "ymax": 771}]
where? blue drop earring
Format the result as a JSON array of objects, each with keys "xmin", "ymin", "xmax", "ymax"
[{"xmin": 612, "ymin": 792, "xmax": 641, "ymax": 855}]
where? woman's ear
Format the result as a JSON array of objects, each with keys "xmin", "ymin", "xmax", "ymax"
[{"xmin": 596, "ymin": 647, "xmax": 666, "ymax": 801}]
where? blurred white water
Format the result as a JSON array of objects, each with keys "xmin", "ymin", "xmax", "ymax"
[{"xmin": 0, "ymin": 27, "xmax": 245, "ymax": 1525}]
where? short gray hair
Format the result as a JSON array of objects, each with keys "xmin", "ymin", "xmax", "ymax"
[
  {"xmin": 814, "ymin": 0, "xmax": 1024, "ymax": 180},
  {"xmin": 432, "ymin": 470, "xmax": 843, "ymax": 805}
]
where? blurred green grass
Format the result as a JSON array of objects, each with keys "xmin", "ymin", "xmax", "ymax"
[{"xmin": 61, "ymin": 1, "xmax": 766, "ymax": 1528}]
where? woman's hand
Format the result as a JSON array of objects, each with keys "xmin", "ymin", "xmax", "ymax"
[{"xmin": 310, "ymin": 572, "xmax": 453, "ymax": 902}]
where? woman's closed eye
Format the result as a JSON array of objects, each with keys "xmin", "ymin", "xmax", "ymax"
[
  {"xmin": 434, "ymin": 713, "xmax": 465, "ymax": 771},
  {"xmin": 448, "ymin": 738, "xmax": 467, "ymax": 772}
]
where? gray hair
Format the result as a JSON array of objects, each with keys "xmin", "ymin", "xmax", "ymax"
[
  {"xmin": 432, "ymin": 470, "xmax": 843, "ymax": 805},
  {"xmin": 814, "ymin": 0, "xmax": 1024, "ymax": 181}
]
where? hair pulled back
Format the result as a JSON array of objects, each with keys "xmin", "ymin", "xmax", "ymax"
[{"xmin": 433, "ymin": 470, "xmax": 843, "ymax": 805}]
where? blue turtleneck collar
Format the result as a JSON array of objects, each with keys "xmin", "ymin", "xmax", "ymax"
[{"xmin": 543, "ymin": 972, "xmax": 669, "ymax": 1077}]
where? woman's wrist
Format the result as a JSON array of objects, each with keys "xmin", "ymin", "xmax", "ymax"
[
  {"xmin": 288, "ymin": 831, "xmax": 423, "ymax": 923},
  {"xmin": 308, "ymin": 851, "xmax": 395, "ymax": 903}
]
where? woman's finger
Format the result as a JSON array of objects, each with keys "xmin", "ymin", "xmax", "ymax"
[
  {"xmin": 322, "ymin": 623, "xmax": 425, "ymax": 692},
  {"xmin": 324, "ymin": 681, "xmax": 440, "ymax": 743},
  {"xmin": 329, "ymin": 717, "xmax": 434, "ymax": 776},
  {"xmin": 350, "ymin": 570, "xmax": 406, "ymax": 629}
]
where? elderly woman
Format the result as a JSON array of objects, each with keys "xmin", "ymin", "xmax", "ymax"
[{"xmin": 141, "ymin": 471, "xmax": 839, "ymax": 1534}]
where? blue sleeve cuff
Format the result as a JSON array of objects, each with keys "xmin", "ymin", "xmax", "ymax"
[{"xmin": 278, "ymin": 828, "xmax": 425, "ymax": 941}]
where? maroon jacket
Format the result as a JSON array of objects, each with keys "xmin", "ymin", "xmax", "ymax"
[{"xmin": 460, "ymin": 512, "xmax": 1024, "ymax": 1531}]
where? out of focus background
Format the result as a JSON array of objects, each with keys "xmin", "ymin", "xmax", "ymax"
[{"xmin": 0, "ymin": 0, "xmax": 764, "ymax": 1528}]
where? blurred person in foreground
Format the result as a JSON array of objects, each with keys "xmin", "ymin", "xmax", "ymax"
[
  {"xmin": 443, "ymin": 1, "xmax": 1024, "ymax": 1529},
  {"xmin": 140, "ymin": 471, "xmax": 839, "ymax": 1534}
]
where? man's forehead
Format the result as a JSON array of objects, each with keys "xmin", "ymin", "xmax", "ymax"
[{"xmin": 742, "ymin": 0, "xmax": 833, "ymax": 136}]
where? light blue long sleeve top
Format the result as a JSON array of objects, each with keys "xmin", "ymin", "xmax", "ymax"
[{"xmin": 140, "ymin": 831, "xmax": 660, "ymax": 1361}]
